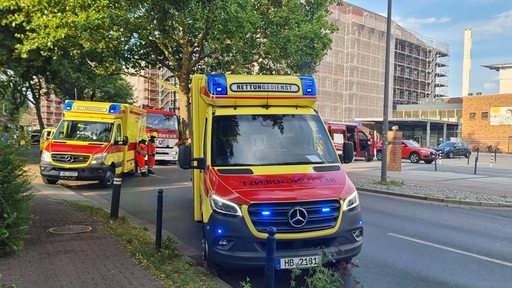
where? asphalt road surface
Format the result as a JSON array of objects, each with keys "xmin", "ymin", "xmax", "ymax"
[{"xmin": 29, "ymin": 147, "xmax": 512, "ymax": 287}]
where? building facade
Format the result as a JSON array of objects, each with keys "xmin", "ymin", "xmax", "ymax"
[
  {"xmin": 462, "ymin": 93, "xmax": 512, "ymax": 153},
  {"xmin": 315, "ymin": 2, "xmax": 449, "ymax": 122},
  {"xmin": 126, "ymin": 69, "xmax": 178, "ymax": 110}
]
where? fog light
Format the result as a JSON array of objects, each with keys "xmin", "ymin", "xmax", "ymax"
[
  {"xmin": 352, "ymin": 229, "xmax": 363, "ymax": 242},
  {"xmin": 218, "ymin": 239, "xmax": 228, "ymax": 246}
]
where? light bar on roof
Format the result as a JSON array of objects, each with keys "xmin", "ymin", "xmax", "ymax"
[
  {"xmin": 207, "ymin": 74, "xmax": 228, "ymax": 95},
  {"xmin": 299, "ymin": 76, "xmax": 316, "ymax": 95}
]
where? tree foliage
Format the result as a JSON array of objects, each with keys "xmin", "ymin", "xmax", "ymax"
[
  {"xmin": 0, "ymin": 138, "xmax": 33, "ymax": 257},
  {"xmin": 1, "ymin": 0, "xmax": 340, "ymax": 135},
  {"xmin": 0, "ymin": 0, "xmax": 134, "ymax": 128}
]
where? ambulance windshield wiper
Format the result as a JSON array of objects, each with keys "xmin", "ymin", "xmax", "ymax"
[{"xmin": 275, "ymin": 161, "xmax": 325, "ymax": 165}]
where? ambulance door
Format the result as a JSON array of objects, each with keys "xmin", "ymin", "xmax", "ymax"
[{"xmin": 111, "ymin": 120, "xmax": 125, "ymax": 173}]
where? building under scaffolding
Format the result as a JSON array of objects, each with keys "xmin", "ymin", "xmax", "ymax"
[
  {"xmin": 127, "ymin": 68, "xmax": 178, "ymax": 110},
  {"xmin": 315, "ymin": 2, "xmax": 449, "ymax": 122}
]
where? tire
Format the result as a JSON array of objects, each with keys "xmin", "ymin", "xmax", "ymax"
[
  {"xmin": 202, "ymin": 225, "xmax": 217, "ymax": 272},
  {"xmin": 409, "ymin": 152, "xmax": 420, "ymax": 163},
  {"xmin": 342, "ymin": 141, "xmax": 354, "ymax": 163},
  {"xmin": 376, "ymin": 149, "xmax": 383, "ymax": 161},
  {"xmin": 448, "ymin": 151, "xmax": 455, "ymax": 158},
  {"xmin": 465, "ymin": 151, "xmax": 471, "ymax": 158},
  {"xmin": 99, "ymin": 167, "xmax": 115, "ymax": 188},
  {"xmin": 42, "ymin": 177, "xmax": 58, "ymax": 185}
]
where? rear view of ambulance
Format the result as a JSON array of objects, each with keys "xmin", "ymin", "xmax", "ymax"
[{"xmin": 179, "ymin": 74, "xmax": 363, "ymax": 269}]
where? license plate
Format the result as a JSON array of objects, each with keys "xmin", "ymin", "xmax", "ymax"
[
  {"xmin": 59, "ymin": 171, "xmax": 78, "ymax": 177},
  {"xmin": 276, "ymin": 256, "xmax": 320, "ymax": 269}
]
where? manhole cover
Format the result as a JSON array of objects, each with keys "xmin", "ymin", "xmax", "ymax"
[{"xmin": 48, "ymin": 225, "xmax": 93, "ymax": 235}]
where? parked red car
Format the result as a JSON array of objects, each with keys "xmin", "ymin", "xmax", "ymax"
[{"xmin": 375, "ymin": 139, "xmax": 438, "ymax": 164}]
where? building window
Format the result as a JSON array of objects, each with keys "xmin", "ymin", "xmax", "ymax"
[
  {"xmin": 481, "ymin": 112, "xmax": 488, "ymax": 120},
  {"xmin": 469, "ymin": 112, "xmax": 476, "ymax": 120}
]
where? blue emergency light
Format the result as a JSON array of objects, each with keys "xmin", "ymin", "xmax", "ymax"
[
  {"xmin": 207, "ymin": 74, "xmax": 228, "ymax": 95},
  {"xmin": 108, "ymin": 104, "xmax": 122, "ymax": 114},
  {"xmin": 299, "ymin": 76, "xmax": 316, "ymax": 96},
  {"xmin": 64, "ymin": 101, "xmax": 75, "ymax": 111}
]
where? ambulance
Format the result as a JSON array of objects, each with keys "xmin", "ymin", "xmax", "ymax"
[
  {"xmin": 178, "ymin": 74, "xmax": 363, "ymax": 269},
  {"xmin": 40, "ymin": 101, "xmax": 146, "ymax": 187}
]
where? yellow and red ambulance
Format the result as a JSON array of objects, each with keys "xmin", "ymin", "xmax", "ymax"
[
  {"xmin": 178, "ymin": 74, "xmax": 363, "ymax": 269},
  {"xmin": 40, "ymin": 101, "xmax": 146, "ymax": 187}
]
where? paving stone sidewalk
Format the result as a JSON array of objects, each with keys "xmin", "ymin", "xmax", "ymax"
[{"xmin": 0, "ymin": 193, "xmax": 163, "ymax": 288}]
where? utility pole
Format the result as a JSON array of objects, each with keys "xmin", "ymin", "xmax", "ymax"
[{"xmin": 381, "ymin": 0, "xmax": 392, "ymax": 182}]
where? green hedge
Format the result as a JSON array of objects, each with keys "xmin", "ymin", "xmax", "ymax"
[{"xmin": 0, "ymin": 136, "xmax": 34, "ymax": 257}]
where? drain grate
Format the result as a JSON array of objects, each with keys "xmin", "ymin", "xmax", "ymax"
[{"xmin": 48, "ymin": 225, "xmax": 93, "ymax": 235}]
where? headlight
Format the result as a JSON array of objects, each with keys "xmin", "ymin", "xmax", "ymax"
[
  {"xmin": 91, "ymin": 152, "xmax": 107, "ymax": 164},
  {"xmin": 210, "ymin": 194, "xmax": 242, "ymax": 216},
  {"xmin": 41, "ymin": 150, "xmax": 51, "ymax": 162},
  {"xmin": 343, "ymin": 192, "xmax": 360, "ymax": 211}
]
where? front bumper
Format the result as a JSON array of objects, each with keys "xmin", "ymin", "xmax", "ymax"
[
  {"xmin": 40, "ymin": 162, "xmax": 110, "ymax": 182},
  {"xmin": 155, "ymin": 148, "xmax": 178, "ymax": 162},
  {"xmin": 204, "ymin": 205, "xmax": 363, "ymax": 268}
]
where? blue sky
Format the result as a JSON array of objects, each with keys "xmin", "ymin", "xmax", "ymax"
[{"xmin": 346, "ymin": 0, "xmax": 512, "ymax": 97}]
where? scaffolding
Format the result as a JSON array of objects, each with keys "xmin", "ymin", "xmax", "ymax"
[
  {"xmin": 142, "ymin": 68, "xmax": 178, "ymax": 110},
  {"xmin": 315, "ymin": 3, "xmax": 449, "ymax": 122}
]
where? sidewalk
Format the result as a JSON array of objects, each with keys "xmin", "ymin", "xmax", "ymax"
[
  {"xmin": 1, "ymin": 155, "xmax": 511, "ymax": 288},
  {"xmin": 0, "ymin": 188, "xmax": 164, "ymax": 288}
]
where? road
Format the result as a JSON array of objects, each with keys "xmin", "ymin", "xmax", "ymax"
[
  {"xmin": 28, "ymin": 147, "xmax": 512, "ymax": 287},
  {"xmin": 353, "ymin": 193, "xmax": 512, "ymax": 287}
]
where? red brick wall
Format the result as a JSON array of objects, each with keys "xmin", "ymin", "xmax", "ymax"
[{"xmin": 462, "ymin": 93, "xmax": 512, "ymax": 153}]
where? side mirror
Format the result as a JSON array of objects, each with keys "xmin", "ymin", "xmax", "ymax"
[
  {"xmin": 178, "ymin": 144, "xmax": 206, "ymax": 170},
  {"xmin": 178, "ymin": 145, "xmax": 192, "ymax": 169},
  {"xmin": 114, "ymin": 136, "xmax": 129, "ymax": 146}
]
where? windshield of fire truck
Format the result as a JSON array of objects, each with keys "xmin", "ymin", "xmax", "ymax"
[
  {"xmin": 211, "ymin": 114, "xmax": 338, "ymax": 166},
  {"xmin": 147, "ymin": 113, "xmax": 179, "ymax": 131},
  {"xmin": 53, "ymin": 120, "xmax": 113, "ymax": 142}
]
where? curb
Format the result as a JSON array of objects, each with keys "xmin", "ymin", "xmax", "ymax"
[{"xmin": 356, "ymin": 186, "xmax": 512, "ymax": 208}]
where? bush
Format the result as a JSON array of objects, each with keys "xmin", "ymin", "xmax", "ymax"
[{"xmin": 0, "ymin": 137, "xmax": 34, "ymax": 257}]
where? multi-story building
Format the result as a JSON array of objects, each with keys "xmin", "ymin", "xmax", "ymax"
[
  {"xmin": 462, "ymin": 93, "xmax": 512, "ymax": 153},
  {"xmin": 126, "ymin": 69, "xmax": 178, "ymax": 110},
  {"xmin": 315, "ymin": 2, "xmax": 449, "ymax": 122},
  {"xmin": 39, "ymin": 96, "xmax": 63, "ymax": 128}
]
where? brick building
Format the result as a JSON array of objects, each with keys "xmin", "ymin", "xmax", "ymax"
[{"xmin": 462, "ymin": 93, "xmax": 512, "ymax": 153}]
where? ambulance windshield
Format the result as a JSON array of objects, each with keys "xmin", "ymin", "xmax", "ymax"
[
  {"xmin": 211, "ymin": 114, "xmax": 338, "ymax": 166},
  {"xmin": 53, "ymin": 120, "xmax": 113, "ymax": 143}
]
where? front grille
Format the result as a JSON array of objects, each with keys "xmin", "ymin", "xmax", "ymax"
[
  {"xmin": 247, "ymin": 200, "xmax": 341, "ymax": 234},
  {"xmin": 51, "ymin": 153, "xmax": 90, "ymax": 164}
]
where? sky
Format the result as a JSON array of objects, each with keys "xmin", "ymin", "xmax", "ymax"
[{"xmin": 346, "ymin": 0, "xmax": 512, "ymax": 97}]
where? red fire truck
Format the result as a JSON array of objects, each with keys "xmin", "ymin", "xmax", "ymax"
[
  {"xmin": 141, "ymin": 105, "xmax": 180, "ymax": 164},
  {"xmin": 325, "ymin": 122, "xmax": 375, "ymax": 163}
]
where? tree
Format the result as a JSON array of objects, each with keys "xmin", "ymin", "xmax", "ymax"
[
  {"xmin": 1, "ymin": 0, "xmax": 340, "ymax": 137},
  {"xmin": 120, "ymin": 0, "xmax": 340, "ymax": 137},
  {"xmin": 0, "ymin": 1, "xmax": 134, "ymax": 129}
]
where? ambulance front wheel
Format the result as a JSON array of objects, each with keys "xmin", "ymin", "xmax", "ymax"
[
  {"xmin": 202, "ymin": 226, "xmax": 217, "ymax": 272},
  {"xmin": 42, "ymin": 176, "xmax": 58, "ymax": 185},
  {"xmin": 99, "ymin": 167, "xmax": 115, "ymax": 188}
]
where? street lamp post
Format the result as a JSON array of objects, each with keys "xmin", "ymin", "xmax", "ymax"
[{"xmin": 381, "ymin": 0, "xmax": 393, "ymax": 182}]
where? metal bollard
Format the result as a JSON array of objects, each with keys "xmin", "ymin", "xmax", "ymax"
[
  {"xmin": 110, "ymin": 174, "xmax": 123, "ymax": 220},
  {"xmin": 474, "ymin": 150, "xmax": 479, "ymax": 174},
  {"xmin": 156, "ymin": 189, "xmax": 163, "ymax": 251},
  {"xmin": 264, "ymin": 227, "xmax": 277, "ymax": 288},
  {"xmin": 490, "ymin": 153, "xmax": 494, "ymax": 168}
]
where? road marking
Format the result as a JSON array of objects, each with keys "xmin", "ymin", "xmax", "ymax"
[{"xmin": 388, "ymin": 233, "xmax": 512, "ymax": 267}]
